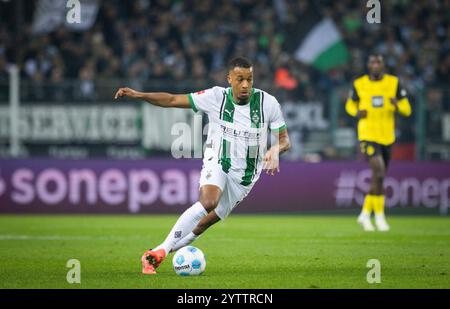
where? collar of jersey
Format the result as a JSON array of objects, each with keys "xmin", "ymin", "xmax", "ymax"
[
  {"xmin": 227, "ymin": 88, "xmax": 255, "ymax": 106},
  {"xmin": 367, "ymin": 73, "xmax": 385, "ymax": 82}
]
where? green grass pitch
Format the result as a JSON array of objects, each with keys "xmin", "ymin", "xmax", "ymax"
[{"xmin": 0, "ymin": 215, "xmax": 449, "ymax": 289}]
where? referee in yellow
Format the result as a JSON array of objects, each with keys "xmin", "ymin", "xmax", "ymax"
[{"xmin": 346, "ymin": 54, "xmax": 412, "ymax": 231}]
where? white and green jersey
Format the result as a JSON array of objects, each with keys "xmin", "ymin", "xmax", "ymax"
[{"xmin": 188, "ymin": 86, "xmax": 286, "ymax": 186}]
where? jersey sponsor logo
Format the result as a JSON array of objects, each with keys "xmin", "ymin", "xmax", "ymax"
[
  {"xmin": 371, "ymin": 96, "xmax": 384, "ymax": 107},
  {"xmin": 220, "ymin": 124, "xmax": 263, "ymax": 141}
]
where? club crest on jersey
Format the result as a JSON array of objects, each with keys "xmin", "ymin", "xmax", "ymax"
[{"xmin": 251, "ymin": 110, "xmax": 260, "ymax": 124}]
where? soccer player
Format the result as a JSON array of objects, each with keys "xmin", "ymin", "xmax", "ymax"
[
  {"xmin": 345, "ymin": 54, "xmax": 411, "ymax": 232},
  {"xmin": 114, "ymin": 57, "xmax": 291, "ymax": 274}
]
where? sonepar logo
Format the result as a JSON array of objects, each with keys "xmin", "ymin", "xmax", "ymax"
[
  {"xmin": 2, "ymin": 167, "xmax": 201, "ymax": 213},
  {"xmin": 335, "ymin": 169, "xmax": 450, "ymax": 215}
]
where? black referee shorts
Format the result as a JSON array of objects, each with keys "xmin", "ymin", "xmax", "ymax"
[{"xmin": 359, "ymin": 141, "xmax": 392, "ymax": 168}]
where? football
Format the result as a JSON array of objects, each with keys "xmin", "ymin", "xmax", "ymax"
[{"xmin": 172, "ymin": 246, "xmax": 206, "ymax": 276}]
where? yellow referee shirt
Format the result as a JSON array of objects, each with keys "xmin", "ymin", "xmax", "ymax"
[{"xmin": 345, "ymin": 74, "xmax": 412, "ymax": 146}]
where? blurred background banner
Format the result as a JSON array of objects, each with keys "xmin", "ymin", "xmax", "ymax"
[
  {"xmin": 1, "ymin": 0, "xmax": 448, "ymax": 161},
  {"xmin": 32, "ymin": 0, "xmax": 100, "ymax": 34},
  {"xmin": 0, "ymin": 159, "xmax": 448, "ymax": 215},
  {"xmin": 295, "ymin": 18, "xmax": 350, "ymax": 71},
  {"xmin": 0, "ymin": 102, "xmax": 198, "ymax": 158}
]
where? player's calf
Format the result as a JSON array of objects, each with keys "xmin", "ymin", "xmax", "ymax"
[{"xmin": 193, "ymin": 211, "xmax": 221, "ymax": 235}]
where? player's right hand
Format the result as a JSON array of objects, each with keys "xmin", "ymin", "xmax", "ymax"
[
  {"xmin": 114, "ymin": 87, "xmax": 140, "ymax": 100},
  {"xmin": 357, "ymin": 110, "xmax": 367, "ymax": 119},
  {"xmin": 262, "ymin": 148, "xmax": 280, "ymax": 176}
]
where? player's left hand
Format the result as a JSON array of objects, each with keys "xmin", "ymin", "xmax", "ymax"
[
  {"xmin": 262, "ymin": 148, "xmax": 280, "ymax": 176},
  {"xmin": 390, "ymin": 98, "xmax": 399, "ymax": 111}
]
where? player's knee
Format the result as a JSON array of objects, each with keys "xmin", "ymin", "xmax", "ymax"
[{"xmin": 199, "ymin": 198, "xmax": 219, "ymax": 213}]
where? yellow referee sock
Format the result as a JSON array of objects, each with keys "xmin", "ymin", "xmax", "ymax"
[
  {"xmin": 362, "ymin": 194, "xmax": 375, "ymax": 216},
  {"xmin": 373, "ymin": 195, "xmax": 385, "ymax": 216}
]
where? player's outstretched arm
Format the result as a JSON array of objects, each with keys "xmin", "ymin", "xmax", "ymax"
[{"xmin": 114, "ymin": 87, "xmax": 190, "ymax": 109}]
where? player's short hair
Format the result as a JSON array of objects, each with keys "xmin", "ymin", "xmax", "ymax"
[
  {"xmin": 228, "ymin": 57, "xmax": 252, "ymax": 71},
  {"xmin": 368, "ymin": 53, "xmax": 384, "ymax": 61}
]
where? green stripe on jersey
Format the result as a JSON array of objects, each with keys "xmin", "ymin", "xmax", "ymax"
[
  {"xmin": 240, "ymin": 145, "xmax": 259, "ymax": 186},
  {"xmin": 249, "ymin": 91, "xmax": 262, "ymax": 128},
  {"xmin": 222, "ymin": 89, "xmax": 236, "ymax": 123},
  {"xmin": 221, "ymin": 139, "xmax": 231, "ymax": 173}
]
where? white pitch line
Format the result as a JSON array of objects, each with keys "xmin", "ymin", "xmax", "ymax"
[
  {"xmin": 0, "ymin": 235, "xmax": 92, "ymax": 241},
  {"xmin": 0, "ymin": 235, "xmax": 143, "ymax": 241}
]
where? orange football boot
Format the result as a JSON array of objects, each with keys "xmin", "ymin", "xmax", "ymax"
[{"xmin": 141, "ymin": 249, "xmax": 166, "ymax": 275}]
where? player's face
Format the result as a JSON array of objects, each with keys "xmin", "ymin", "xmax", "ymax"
[
  {"xmin": 227, "ymin": 67, "xmax": 253, "ymax": 104},
  {"xmin": 367, "ymin": 56, "xmax": 384, "ymax": 78}
]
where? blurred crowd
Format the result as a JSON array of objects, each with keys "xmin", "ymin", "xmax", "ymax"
[{"xmin": 0, "ymin": 0, "xmax": 449, "ymax": 105}]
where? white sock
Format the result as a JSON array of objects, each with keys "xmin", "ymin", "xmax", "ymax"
[
  {"xmin": 154, "ymin": 202, "xmax": 207, "ymax": 255},
  {"xmin": 171, "ymin": 232, "xmax": 199, "ymax": 252},
  {"xmin": 359, "ymin": 211, "xmax": 370, "ymax": 218},
  {"xmin": 375, "ymin": 213, "xmax": 386, "ymax": 220}
]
